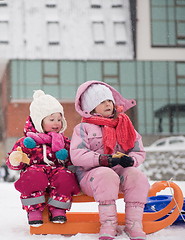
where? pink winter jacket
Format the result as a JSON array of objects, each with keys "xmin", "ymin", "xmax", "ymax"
[{"xmin": 70, "ymin": 81, "xmax": 146, "ymax": 182}]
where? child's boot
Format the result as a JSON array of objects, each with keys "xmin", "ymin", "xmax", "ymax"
[
  {"xmin": 50, "ymin": 207, "xmax": 67, "ymax": 223},
  {"xmin": 28, "ymin": 209, "xmax": 43, "ymax": 227},
  {"xmin": 124, "ymin": 203, "xmax": 146, "ymax": 240},
  {"xmin": 98, "ymin": 202, "xmax": 118, "ymax": 240}
]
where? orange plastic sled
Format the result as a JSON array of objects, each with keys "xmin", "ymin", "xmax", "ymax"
[{"xmin": 30, "ymin": 180, "xmax": 184, "ymax": 235}]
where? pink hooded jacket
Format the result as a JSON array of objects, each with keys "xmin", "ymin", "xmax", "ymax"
[{"xmin": 70, "ymin": 81, "xmax": 146, "ymax": 182}]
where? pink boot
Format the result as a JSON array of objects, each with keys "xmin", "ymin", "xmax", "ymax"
[
  {"xmin": 98, "ymin": 203, "xmax": 118, "ymax": 240},
  {"xmin": 50, "ymin": 208, "xmax": 67, "ymax": 224},
  {"xmin": 124, "ymin": 203, "xmax": 146, "ymax": 240},
  {"xmin": 28, "ymin": 209, "xmax": 43, "ymax": 227}
]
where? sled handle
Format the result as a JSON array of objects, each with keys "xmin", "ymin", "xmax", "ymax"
[{"xmin": 143, "ymin": 180, "xmax": 184, "ymax": 234}]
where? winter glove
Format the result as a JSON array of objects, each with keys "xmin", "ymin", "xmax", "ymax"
[
  {"xmin": 99, "ymin": 151, "xmax": 134, "ymax": 168},
  {"xmin": 99, "ymin": 154, "xmax": 120, "ymax": 167},
  {"xmin": 23, "ymin": 137, "xmax": 68, "ymax": 161},
  {"xmin": 117, "ymin": 153, "xmax": 134, "ymax": 168},
  {"xmin": 9, "ymin": 147, "xmax": 30, "ymax": 166},
  {"xmin": 23, "ymin": 137, "xmax": 37, "ymax": 149},
  {"xmin": 55, "ymin": 149, "xmax": 68, "ymax": 160}
]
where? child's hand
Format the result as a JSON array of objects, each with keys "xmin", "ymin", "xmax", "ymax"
[
  {"xmin": 23, "ymin": 137, "xmax": 37, "ymax": 149},
  {"xmin": 113, "ymin": 152, "xmax": 134, "ymax": 167},
  {"xmin": 55, "ymin": 149, "xmax": 68, "ymax": 160},
  {"xmin": 9, "ymin": 147, "xmax": 30, "ymax": 166},
  {"xmin": 99, "ymin": 151, "xmax": 134, "ymax": 168},
  {"xmin": 112, "ymin": 151, "xmax": 125, "ymax": 158},
  {"xmin": 99, "ymin": 154, "xmax": 120, "ymax": 167}
]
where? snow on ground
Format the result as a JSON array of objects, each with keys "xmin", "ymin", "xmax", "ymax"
[{"xmin": 0, "ymin": 181, "xmax": 185, "ymax": 240}]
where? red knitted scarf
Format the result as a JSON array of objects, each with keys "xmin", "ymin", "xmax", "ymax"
[{"xmin": 82, "ymin": 113, "xmax": 136, "ymax": 154}]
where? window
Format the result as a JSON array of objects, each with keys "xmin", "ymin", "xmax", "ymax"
[
  {"xmin": 176, "ymin": 62, "xmax": 185, "ymax": 85},
  {"xmin": 45, "ymin": 0, "xmax": 58, "ymax": 21},
  {"xmin": 45, "ymin": 0, "xmax": 57, "ymax": 8},
  {"xmin": 92, "ymin": 21, "xmax": 105, "ymax": 44},
  {"xmin": 111, "ymin": 0, "xmax": 123, "ymax": 8},
  {"xmin": 0, "ymin": 1, "xmax": 9, "ymax": 31},
  {"xmin": 169, "ymin": 139, "xmax": 183, "ymax": 144},
  {"xmin": 42, "ymin": 61, "xmax": 59, "ymax": 85},
  {"xmin": 90, "ymin": 0, "xmax": 102, "ymax": 8},
  {"xmin": 151, "ymin": 0, "xmax": 185, "ymax": 47},
  {"xmin": 156, "ymin": 141, "xmax": 166, "ymax": 146},
  {"xmin": 0, "ymin": 2, "xmax": 8, "ymax": 7},
  {"xmin": 0, "ymin": 21, "xmax": 9, "ymax": 44},
  {"xmin": 102, "ymin": 61, "xmax": 120, "ymax": 86},
  {"xmin": 114, "ymin": 21, "xmax": 127, "ymax": 44},
  {"xmin": 46, "ymin": 4, "xmax": 56, "ymax": 8},
  {"xmin": 177, "ymin": 18, "xmax": 185, "ymax": 46},
  {"xmin": 47, "ymin": 21, "xmax": 60, "ymax": 45}
]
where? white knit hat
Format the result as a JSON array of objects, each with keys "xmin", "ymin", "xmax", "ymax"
[
  {"xmin": 81, "ymin": 84, "xmax": 115, "ymax": 113},
  {"xmin": 30, "ymin": 90, "xmax": 67, "ymax": 133}
]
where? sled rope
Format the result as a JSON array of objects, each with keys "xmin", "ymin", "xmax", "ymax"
[{"xmin": 167, "ymin": 178, "xmax": 185, "ymax": 222}]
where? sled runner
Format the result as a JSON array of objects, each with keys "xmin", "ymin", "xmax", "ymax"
[
  {"xmin": 144, "ymin": 194, "xmax": 185, "ymax": 224},
  {"xmin": 30, "ymin": 180, "xmax": 184, "ymax": 235}
]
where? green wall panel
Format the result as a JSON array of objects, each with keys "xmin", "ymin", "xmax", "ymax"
[
  {"xmin": 10, "ymin": 60, "xmax": 185, "ymax": 135},
  {"xmin": 86, "ymin": 62, "xmax": 102, "ymax": 81}
]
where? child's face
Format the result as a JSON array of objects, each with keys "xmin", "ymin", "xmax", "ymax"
[
  {"xmin": 94, "ymin": 100, "xmax": 114, "ymax": 117},
  {"xmin": 42, "ymin": 112, "xmax": 63, "ymax": 133}
]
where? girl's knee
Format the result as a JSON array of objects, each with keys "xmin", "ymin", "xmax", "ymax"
[
  {"xmin": 121, "ymin": 167, "xmax": 150, "ymax": 203},
  {"xmin": 51, "ymin": 169, "xmax": 80, "ymax": 195},
  {"xmin": 15, "ymin": 167, "xmax": 48, "ymax": 195},
  {"xmin": 52, "ymin": 168, "xmax": 76, "ymax": 183},
  {"xmin": 123, "ymin": 167, "xmax": 148, "ymax": 185},
  {"xmin": 88, "ymin": 167, "xmax": 120, "ymax": 202}
]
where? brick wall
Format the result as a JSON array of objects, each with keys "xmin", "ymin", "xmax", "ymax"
[{"xmin": 6, "ymin": 102, "xmax": 81, "ymax": 139}]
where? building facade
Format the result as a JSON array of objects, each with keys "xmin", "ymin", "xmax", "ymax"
[
  {"xmin": 0, "ymin": 0, "xmax": 134, "ymax": 60},
  {"xmin": 0, "ymin": 0, "xmax": 185, "ymax": 153}
]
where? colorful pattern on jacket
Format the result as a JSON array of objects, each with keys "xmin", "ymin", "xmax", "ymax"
[
  {"xmin": 6, "ymin": 116, "xmax": 80, "ymax": 212},
  {"xmin": 7, "ymin": 116, "xmax": 72, "ymax": 170}
]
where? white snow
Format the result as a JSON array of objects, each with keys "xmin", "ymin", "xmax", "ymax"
[{"xmin": 0, "ymin": 180, "xmax": 185, "ymax": 240}]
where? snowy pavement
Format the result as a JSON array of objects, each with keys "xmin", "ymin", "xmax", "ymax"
[{"xmin": 0, "ymin": 181, "xmax": 185, "ymax": 240}]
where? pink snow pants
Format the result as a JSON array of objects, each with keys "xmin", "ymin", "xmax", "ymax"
[
  {"xmin": 15, "ymin": 165, "xmax": 79, "ymax": 197},
  {"xmin": 79, "ymin": 166, "xmax": 150, "ymax": 204},
  {"xmin": 14, "ymin": 164, "xmax": 80, "ymax": 211}
]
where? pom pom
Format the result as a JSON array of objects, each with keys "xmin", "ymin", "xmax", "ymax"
[
  {"xmin": 56, "ymin": 149, "xmax": 68, "ymax": 160},
  {"xmin": 33, "ymin": 90, "xmax": 45, "ymax": 100},
  {"xmin": 23, "ymin": 137, "xmax": 37, "ymax": 149}
]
